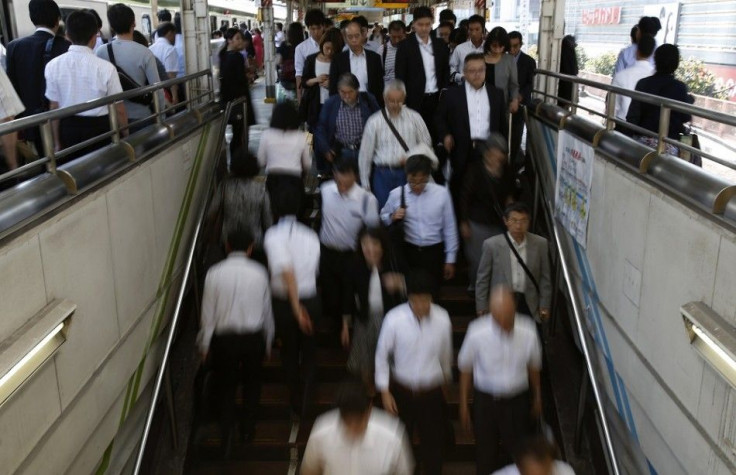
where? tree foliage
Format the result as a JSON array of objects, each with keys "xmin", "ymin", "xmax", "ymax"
[
  {"xmin": 675, "ymin": 57, "xmax": 729, "ymax": 100},
  {"xmin": 585, "ymin": 51, "xmax": 618, "ymax": 77}
]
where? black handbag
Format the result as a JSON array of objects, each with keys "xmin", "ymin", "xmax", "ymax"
[{"xmin": 107, "ymin": 44, "xmax": 154, "ymax": 106}]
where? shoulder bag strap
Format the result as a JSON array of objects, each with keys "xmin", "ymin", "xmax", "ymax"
[
  {"xmin": 502, "ymin": 232, "xmax": 540, "ymax": 295},
  {"xmin": 107, "ymin": 43, "xmax": 117, "ymax": 67},
  {"xmin": 383, "ymin": 43, "xmax": 387, "ymax": 67},
  {"xmin": 400, "ymin": 183, "xmax": 405, "ymax": 208},
  {"xmin": 381, "ymin": 108, "xmax": 410, "ymax": 152}
]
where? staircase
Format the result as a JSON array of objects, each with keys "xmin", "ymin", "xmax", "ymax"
[{"xmin": 183, "ymin": 264, "xmax": 481, "ymax": 474}]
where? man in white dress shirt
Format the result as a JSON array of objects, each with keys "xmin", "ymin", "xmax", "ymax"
[
  {"xmin": 375, "ymin": 271, "xmax": 453, "ymax": 475},
  {"xmin": 358, "ymin": 79, "xmax": 433, "ymax": 207},
  {"xmin": 264, "ymin": 188, "xmax": 321, "ymax": 417},
  {"xmin": 459, "ymin": 285, "xmax": 543, "ymax": 474},
  {"xmin": 302, "ymin": 380, "xmax": 414, "ymax": 475},
  {"xmin": 611, "ymin": 34, "xmax": 655, "ymax": 122},
  {"xmin": 450, "ymin": 14, "xmax": 486, "ymax": 84},
  {"xmin": 381, "ymin": 154, "xmax": 459, "ymax": 298},
  {"xmin": 45, "ymin": 10, "xmax": 127, "ymax": 161},
  {"xmin": 295, "ymin": 9, "xmax": 326, "ymax": 98},
  {"xmin": 319, "ymin": 156, "xmax": 380, "ymax": 332},
  {"xmin": 197, "ymin": 225, "xmax": 274, "ymax": 449},
  {"xmin": 149, "ymin": 21, "xmax": 179, "ymax": 103}
]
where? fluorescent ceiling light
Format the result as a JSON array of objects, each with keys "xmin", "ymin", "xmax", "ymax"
[{"xmin": 682, "ymin": 301, "xmax": 736, "ymax": 389}]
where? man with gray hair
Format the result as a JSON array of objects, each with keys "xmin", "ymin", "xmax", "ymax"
[{"xmin": 358, "ymin": 79, "xmax": 435, "ymax": 207}]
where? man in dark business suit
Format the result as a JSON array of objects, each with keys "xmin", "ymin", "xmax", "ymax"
[
  {"xmin": 329, "ymin": 19, "xmax": 384, "ymax": 107},
  {"xmin": 435, "ymin": 53, "xmax": 506, "ymax": 206},
  {"xmin": 6, "ymin": 0, "xmax": 70, "ymax": 154},
  {"xmin": 509, "ymin": 31, "xmax": 537, "ymax": 169},
  {"xmin": 395, "ymin": 6, "xmax": 449, "ymax": 151}
]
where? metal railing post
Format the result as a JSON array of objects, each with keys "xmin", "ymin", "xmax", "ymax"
[
  {"xmin": 153, "ymin": 90, "xmax": 163, "ymax": 124},
  {"xmin": 108, "ymin": 103, "xmax": 120, "ymax": 144},
  {"xmin": 40, "ymin": 121, "xmax": 56, "ymax": 174},
  {"xmin": 571, "ymin": 80, "xmax": 580, "ymax": 114},
  {"xmin": 658, "ymin": 106, "xmax": 671, "ymax": 155},
  {"xmin": 605, "ymin": 92, "xmax": 616, "ymax": 130},
  {"xmin": 185, "ymin": 80, "xmax": 194, "ymax": 111}
]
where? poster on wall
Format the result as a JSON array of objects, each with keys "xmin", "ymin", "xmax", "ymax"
[
  {"xmin": 642, "ymin": 3, "xmax": 680, "ymax": 45},
  {"xmin": 555, "ymin": 131, "xmax": 595, "ymax": 248}
]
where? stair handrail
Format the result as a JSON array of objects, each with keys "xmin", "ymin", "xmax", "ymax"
[
  {"xmin": 131, "ymin": 97, "xmax": 246, "ymax": 475},
  {"xmin": 530, "ymin": 142, "xmax": 622, "ymax": 475}
]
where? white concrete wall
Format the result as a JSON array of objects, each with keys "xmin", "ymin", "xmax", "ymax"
[
  {"xmin": 0, "ymin": 127, "xmax": 218, "ymax": 474},
  {"xmin": 530, "ymin": 119, "xmax": 736, "ymax": 474}
]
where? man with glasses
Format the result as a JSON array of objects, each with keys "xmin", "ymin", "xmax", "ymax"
[
  {"xmin": 380, "ymin": 155, "xmax": 458, "ymax": 298},
  {"xmin": 329, "ymin": 19, "xmax": 384, "ymax": 108},
  {"xmin": 436, "ymin": 53, "xmax": 505, "ymax": 208},
  {"xmin": 475, "ymin": 202, "xmax": 551, "ymax": 322}
]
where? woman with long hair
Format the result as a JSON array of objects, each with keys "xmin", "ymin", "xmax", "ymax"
[
  {"xmin": 252, "ymin": 28, "xmax": 264, "ymax": 70},
  {"xmin": 341, "ymin": 227, "xmax": 405, "ymax": 392},
  {"xmin": 219, "ymin": 28, "xmax": 256, "ymax": 153},
  {"xmin": 483, "ymin": 26, "xmax": 520, "ymax": 114},
  {"xmin": 299, "ymin": 27, "xmax": 344, "ymax": 132}
]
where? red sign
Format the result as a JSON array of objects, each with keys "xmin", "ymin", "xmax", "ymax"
[{"xmin": 582, "ymin": 7, "xmax": 621, "ymax": 26}]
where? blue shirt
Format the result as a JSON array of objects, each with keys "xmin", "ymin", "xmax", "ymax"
[{"xmin": 380, "ymin": 183, "xmax": 459, "ymax": 263}]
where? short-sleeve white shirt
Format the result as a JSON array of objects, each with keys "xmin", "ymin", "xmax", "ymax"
[
  {"xmin": 458, "ymin": 314, "xmax": 542, "ymax": 396},
  {"xmin": 45, "ymin": 45, "xmax": 122, "ymax": 117},
  {"xmin": 263, "ymin": 216, "xmax": 321, "ymax": 299},
  {"xmin": 149, "ymin": 37, "xmax": 178, "ymax": 73}
]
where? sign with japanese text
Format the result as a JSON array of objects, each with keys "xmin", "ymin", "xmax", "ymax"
[
  {"xmin": 581, "ymin": 7, "xmax": 621, "ymax": 26},
  {"xmin": 555, "ymin": 131, "xmax": 595, "ymax": 247}
]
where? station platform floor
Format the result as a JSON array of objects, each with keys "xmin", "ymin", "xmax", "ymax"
[{"xmin": 141, "ymin": 79, "xmax": 602, "ymax": 475}]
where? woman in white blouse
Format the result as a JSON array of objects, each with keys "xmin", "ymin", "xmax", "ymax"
[
  {"xmin": 298, "ymin": 27, "xmax": 344, "ymax": 132},
  {"xmin": 257, "ymin": 101, "xmax": 311, "ymax": 216}
]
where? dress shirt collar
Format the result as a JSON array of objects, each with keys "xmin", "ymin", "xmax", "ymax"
[
  {"xmin": 385, "ymin": 105, "xmax": 405, "ymax": 118},
  {"xmin": 35, "ymin": 27, "xmax": 55, "ymax": 36},
  {"xmin": 227, "ymin": 251, "xmax": 248, "ymax": 260},
  {"xmin": 279, "ymin": 215, "xmax": 298, "ymax": 225},
  {"xmin": 508, "ymin": 231, "xmax": 526, "ymax": 247},
  {"xmin": 634, "ymin": 59, "xmax": 652, "ymax": 68},
  {"xmin": 349, "ymin": 46, "xmax": 365, "ymax": 58},
  {"xmin": 416, "ymin": 34, "xmax": 431, "ymax": 46},
  {"xmin": 465, "ymin": 80, "xmax": 486, "ymax": 94},
  {"xmin": 68, "ymin": 45, "xmax": 94, "ymax": 54}
]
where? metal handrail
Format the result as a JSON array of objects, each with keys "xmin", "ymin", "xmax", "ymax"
[
  {"xmin": 131, "ymin": 97, "xmax": 244, "ymax": 475},
  {"xmin": 534, "ymin": 69, "xmax": 736, "ymax": 173},
  {"xmin": 535, "ymin": 70, "xmax": 736, "ymax": 128},
  {"xmin": 529, "ymin": 144, "xmax": 621, "ymax": 475},
  {"xmin": 0, "ymin": 70, "xmax": 212, "ymax": 136}
]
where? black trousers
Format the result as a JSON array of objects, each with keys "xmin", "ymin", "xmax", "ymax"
[
  {"xmin": 404, "ymin": 242, "xmax": 445, "ymax": 299},
  {"xmin": 59, "ymin": 115, "xmax": 111, "ymax": 163},
  {"xmin": 419, "ymin": 92, "xmax": 444, "ymax": 185},
  {"xmin": 210, "ymin": 332, "xmax": 265, "ymax": 435},
  {"xmin": 514, "ymin": 291, "xmax": 532, "ymax": 317},
  {"xmin": 510, "ymin": 109, "xmax": 526, "ymax": 170},
  {"xmin": 392, "ymin": 382, "xmax": 447, "ymax": 475},
  {"xmin": 473, "ymin": 389, "xmax": 534, "ymax": 474},
  {"xmin": 266, "ymin": 173, "xmax": 304, "ymax": 220},
  {"xmin": 319, "ymin": 245, "xmax": 354, "ymax": 331},
  {"xmin": 273, "ymin": 296, "xmax": 320, "ymax": 416}
]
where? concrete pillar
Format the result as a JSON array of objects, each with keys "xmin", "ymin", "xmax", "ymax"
[
  {"xmin": 182, "ymin": 0, "xmax": 213, "ymax": 97},
  {"xmin": 263, "ymin": 6, "xmax": 277, "ymax": 102},
  {"xmin": 537, "ymin": 0, "xmax": 566, "ymax": 98}
]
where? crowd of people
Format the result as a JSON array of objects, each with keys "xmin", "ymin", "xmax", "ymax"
[
  {"xmin": 0, "ymin": 0, "xmax": 186, "ymax": 170},
  {"xmin": 201, "ymin": 6, "xmax": 574, "ymax": 475},
  {"xmin": 0, "ymin": 4, "xmax": 701, "ymax": 474}
]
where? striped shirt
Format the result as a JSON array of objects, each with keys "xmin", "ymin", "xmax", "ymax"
[
  {"xmin": 382, "ymin": 41, "xmax": 399, "ymax": 84},
  {"xmin": 358, "ymin": 106, "xmax": 432, "ymax": 187},
  {"xmin": 335, "ymin": 100, "xmax": 363, "ymax": 146},
  {"xmin": 45, "ymin": 45, "xmax": 122, "ymax": 117}
]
